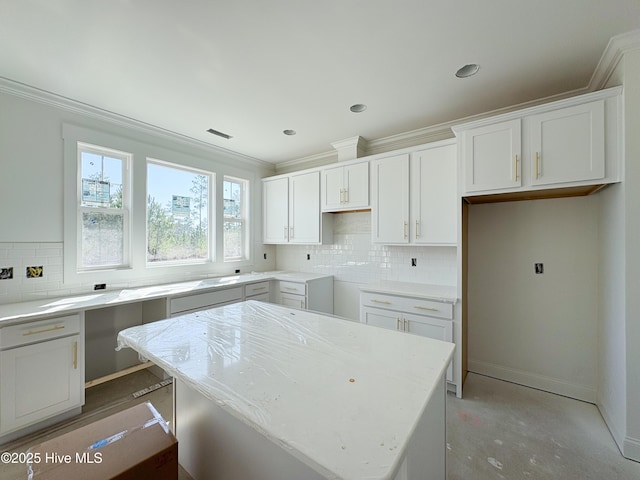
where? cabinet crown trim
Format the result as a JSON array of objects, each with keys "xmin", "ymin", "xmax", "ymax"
[{"xmin": 451, "ymin": 86, "xmax": 622, "ymax": 134}]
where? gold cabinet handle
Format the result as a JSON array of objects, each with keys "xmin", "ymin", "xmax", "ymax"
[
  {"xmin": 514, "ymin": 154, "xmax": 519, "ymax": 181},
  {"xmin": 371, "ymin": 299, "xmax": 391, "ymax": 304},
  {"xmin": 251, "ymin": 286, "xmax": 267, "ymax": 291},
  {"xmin": 284, "ymin": 287, "xmax": 299, "ymax": 291},
  {"xmin": 290, "ymin": 226, "xmax": 294, "ymax": 239},
  {"xmin": 344, "ymin": 188, "xmax": 349, "ymax": 204},
  {"xmin": 414, "ymin": 305, "xmax": 439, "ymax": 312},
  {"xmin": 415, "ymin": 220, "xmax": 421, "ymax": 239},
  {"xmin": 404, "ymin": 221, "xmax": 408, "ymax": 239},
  {"xmin": 535, "ymin": 152, "xmax": 540, "ymax": 179},
  {"xmin": 23, "ymin": 325, "xmax": 65, "ymax": 336},
  {"xmin": 403, "ymin": 319, "xmax": 408, "ymax": 332},
  {"xmin": 340, "ymin": 188, "xmax": 345, "ymax": 204},
  {"xmin": 396, "ymin": 318, "xmax": 401, "ymax": 330},
  {"xmin": 73, "ymin": 341, "xmax": 78, "ymax": 369},
  {"xmin": 284, "ymin": 226, "xmax": 288, "ymax": 239}
]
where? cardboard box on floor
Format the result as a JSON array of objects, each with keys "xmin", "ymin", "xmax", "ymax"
[{"xmin": 27, "ymin": 402, "xmax": 177, "ymax": 480}]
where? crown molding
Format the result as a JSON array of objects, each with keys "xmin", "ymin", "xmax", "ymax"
[
  {"xmin": 590, "ymin": 29, "xmax": 640, "ymax": 90},
  {"xmin": 0, "ymin": 77, "xmax": 273, "ymax": 171}
]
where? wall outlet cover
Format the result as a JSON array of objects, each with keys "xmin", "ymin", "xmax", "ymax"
[
  {"xmin": 26, "ymin": 266, "xmax": 43, "ymax": 278},
  {"xmin": 535, "ymin": 263, "xmax": 544, "ymax": 274},
  {"xmin": 0, "ymin": 267, "xmax": 13, "ymax": 280},
  {"xmin": 411, "ymin": 258, "xmax": 417, "ymax": 267}
]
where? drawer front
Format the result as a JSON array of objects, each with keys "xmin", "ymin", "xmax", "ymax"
[
  {"xmin": 361, "ymin": 292, "xmax": 453, "ymax": 319},
  {"xmin": 248, "ymin": 292, "xmax": 270, "ymax": 302},
  {"xmin": 170, "ymin": 286, "xmax": 243, "ymax": 314},
  {"xmin": 279, "ymin": 281, "xmax": 306, "ymax": 296},
  {"xmin": 245, "ymin": 281, "xmax": 270, "ymax": 297},
  {"xmin": 1, "ymin": 314, "xmax": 81, "ymax": 349}
]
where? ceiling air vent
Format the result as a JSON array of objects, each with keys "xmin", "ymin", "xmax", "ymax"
[{"xmin": 206, "ymin": 128, "xmax": 233, "ymax": 139}]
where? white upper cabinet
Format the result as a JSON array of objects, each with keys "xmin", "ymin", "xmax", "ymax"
[
  {"xmin": 454, "ymin": 86, "xmax": 621, "ymax": 198},
  {"xmin": 528, "ymin": 101, "xmax": 604, "ymax": 186},
  {"xmin": 263, "ymin": 176, "xmax": 289, "ymax": 243},
  {"xmin": 263, "ymin": 171, "xmax": 331, "ymax": 245},
  {"xmin": 410, "ymin": 143, "xmax": 457, "ymax": 245},
  {"xmin": 321, "ymin": 162, "xmax": 369, "ymax": 211},
  {"xmin": 462, "ymin": 119, "xmax": 522, "ymax": 193},
  {"xmin": 371, "ymin": 154, "xmax": 410, "ymax": 244},
  {"xmin": 371, "ymin": 140, "xmax": 457, "ymax": 245},
  {"xmin": 289, "ymin": 171, "xmax": 321, "ymax": 244}
]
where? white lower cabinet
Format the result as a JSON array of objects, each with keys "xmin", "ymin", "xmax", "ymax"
[
  {"xmin": 0, "ymin": 314, "xmax": 84, "ymax": 435},
  {"xmin": 361, "ymin": 295, "xmax": 453, "ymax": 382},
  {"xmin": 274, "ymin": 276, "xmax": 334, "ymax": 314}
]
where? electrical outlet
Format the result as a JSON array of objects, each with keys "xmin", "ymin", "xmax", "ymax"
[
  {"xmin": 94, "ymin": 283, "xmax": 106, "ymax": 290},
  {"xmin": 263, "ymin": 253, "xmax": 267, "ymax": 260},
  {"xmin": 535, "ymin": 263, "xmax": 544, "ymax": 274},
  {"xmin": 307, "ymin": 254, "xmax": 311, "ymax": 260},
  {"xmin": 0, "ymin": 267, "xmax": 13, "ymax": 280},
  {"xmin": 411, "ymin": 258, "xmax": 417, "ymax": 267},
  {"xmin": 235, "ymin": 269, "xmax": 241, "ymax": 274}
]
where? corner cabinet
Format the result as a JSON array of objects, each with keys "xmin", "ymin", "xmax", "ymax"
[
  {"xmin": 371, "ymin": 140, "xmax": 457, "ymax": 245},
  {"xmin": 454, "ymin": 86, "xmax": 621, "ymax": 199},
  {"xmin": 321, "ymin": 161, "xmax": 369, "ymax": 212},
  {"xmin": 263, "ymin": 171, "xmax": 332, "ymax": 244}
]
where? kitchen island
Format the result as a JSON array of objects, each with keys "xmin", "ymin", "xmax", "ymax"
[{"xmin": 117, "ymin": 301, "xmax": 454, "ymax": 480}]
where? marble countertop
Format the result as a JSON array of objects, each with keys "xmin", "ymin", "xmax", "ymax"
[
  {"xmin": 0, "ymin": 271, "xmax": 332, "ymax": 326},
  {"xmin": 117, "ymin": 300, "xmax": 454, "ymax": 480},
  {"xmin": 360, "ymin": 280, "xmax": 458, "ymax": 303}
]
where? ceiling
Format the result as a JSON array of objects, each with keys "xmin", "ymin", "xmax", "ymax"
[{"xmin": 1, "ymin": 1, "xmax": 639, "ymax": 165}]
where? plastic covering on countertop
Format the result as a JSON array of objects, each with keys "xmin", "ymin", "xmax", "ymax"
[{"xmin": 116, "ymin": 300, "xmax": 454, "ymax": 480}]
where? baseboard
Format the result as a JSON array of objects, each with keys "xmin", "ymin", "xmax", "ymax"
[
  {"xmin": 623, "ymin": 435, "xmax": 640, "ymax": 462},
  {"xmin": 468, "ymin": 359, "xmax": 597, "ymax": 403},
  {"xmin": 597, "ymin": 400, "xmax": 626, "ymax": 455}
]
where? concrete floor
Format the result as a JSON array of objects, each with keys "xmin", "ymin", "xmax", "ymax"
[
  {"xmin": 2, "ymin": 370, "xmax": 639, "ymax": 479},
  {"xmin": 447, "ymin": 373, "xmax": 640, "ymax": 479}
]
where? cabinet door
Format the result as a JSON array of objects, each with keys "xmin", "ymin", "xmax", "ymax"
[
  {"xmin": 529, "ymin": 100, "xmax": 605, "ymax": 186},
  {"xmin": 361, "ymin": 306, "xmax": 400, "ymax": 331},
  {"xmin": 263, "ymin": 177, "xmax": 289, "ymax": 243},
  {"xmin": 371, "ymin": 154, "xmax": 409, "ymax": 244},
  {"xmin": 403, "ymin": 313, "xmax": 453, "ymax": 381},
  {"xmin": 280, "ymin": 293, "xmax": 306, "ymax": 310},
  {"xmin": 289, "ymin": 171, "xmax": 321, "ymax": 244},
  {"xmin": 1, "ymin": 335, "xmax": 82, "ymax": 434},
  {"xmin": 321, "ymin": 166, "xmax": 344, "ymax": 211},
  {"xmin": 410, "ymin": 144, "xmax": 457, "ymax": 244},
  {"xmin": 463, "ymin": 119, "xmax": 521, "ymax": 193},
  {"xmin": 344, "ymin": 162, "xmax": 369, "ymax": 208}
]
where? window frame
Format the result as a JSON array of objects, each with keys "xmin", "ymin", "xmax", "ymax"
[
  {"xmin": 223, "ymin": 175, "xmax": 249, "ymax": 262},
  {"xmin": 146, "ymin": 158, "xmax": 215, "ymax": 266},
  {"xmin": 76, "ymin": 142, "xmax": 132, "ymax": 272},
  {"xmin": 63, "ymin": 123, "xmax": 258, "ymax": 287}
]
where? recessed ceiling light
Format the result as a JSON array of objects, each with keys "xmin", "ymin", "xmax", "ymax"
[
  {"xmin": 455, "ymin": 64, "xmax": 480, "ymax": 78},
  {"xmin": 283, "ymin": 129, "xmax": 296, "ymax": 136},
  {"xmin": 206, "ymin": 128, "xmax": 232, "ymax": 139},
  {"xmin": 350, "ymin": 104, "xmax": 367, "ymax": 113}
]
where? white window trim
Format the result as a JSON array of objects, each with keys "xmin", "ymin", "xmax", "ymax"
[
  {"xmin": 77, "ymin": 142, "xmax": 132, "ymax": 271},
  {"xmin": 223, "ymin": 176, "xmax": 250, "ymax": 263},
  {"xmin": 63, "ymin": 124, "xmax": 259, "ymax": 287}
]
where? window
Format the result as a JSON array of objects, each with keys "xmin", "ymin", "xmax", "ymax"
[
  {"xmin": 223, "ymin": 176, "xmax": 249, "ymax": 261},
  {"xmin": 77, "ymin": 143, "xmax": 130, "ymax": 270},
  {"xmin": 147, "ymin": 160, "xmax": 212, "ymax": 264}
]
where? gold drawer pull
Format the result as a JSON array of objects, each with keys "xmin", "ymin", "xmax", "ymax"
[
  {"xmin": 73, "ymin": 341, "xmax": 78, "ymax": 369},
  {"xmin": 23, "ymin": 325, "xmax": 65, "ymax": 336},
  {"xmin": 284, "ymin": 287, "xmax": 301, "ymax": 291},
  {"xmin": 371, "ymin": 299, "xmax": 391, "ymax": 304},
  {"xmin": 251, "ymin": 286, "xmax": 267, "ymax": 291},
  {"xmin": 414, "ymin": 305, "xmax": 438, "ymax": 312}
]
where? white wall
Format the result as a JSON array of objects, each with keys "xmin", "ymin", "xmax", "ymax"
[
  {"xmin": 0, "ymin": 85, "xmax": 276, "ymax": 304},
  {"xmin": 467, "ymin": 196, "xmax": 600, "ymax": 402},
  {"xmin": 275, "ymin": 211, "xmax": 458, "ymax": 320}
]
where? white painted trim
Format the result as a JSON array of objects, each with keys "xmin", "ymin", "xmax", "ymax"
[
  {"xmin": 468, "ymin": 359, "xmax": 597, "ymax": 404},
  {"xmin": 590, "ymin": 29, "xmax": 640, "ymax": 90},
  {"xmin": 597, "ymin": 400, "xmax": 626, "ymax": 455},
  {"xmin": 623, "ymin": 436, "xmax": 640, "ymax": 462},
  {"xmin": 0, "ymin": 76, "xmax": 272, "ymax": 170}
]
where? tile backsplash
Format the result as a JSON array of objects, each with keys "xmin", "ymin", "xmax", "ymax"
[
  {"xmin": 275, "ymin": 212, "xmax": 458, "ymax": 286},
  {"xmin": 0, "ymin": 213, "xmax": 457, "ymax": 305}
]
